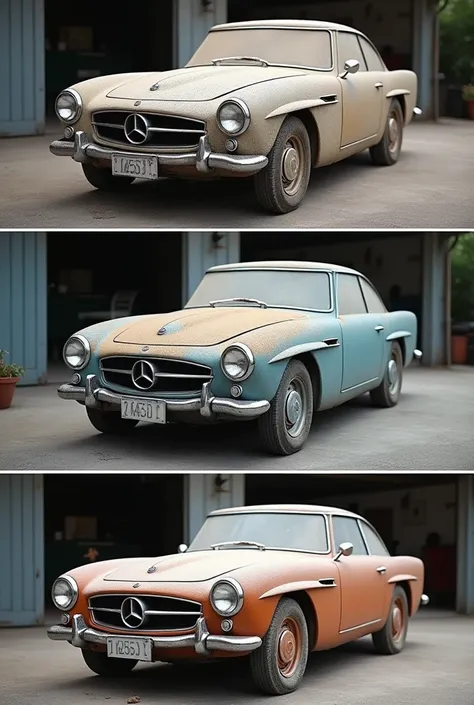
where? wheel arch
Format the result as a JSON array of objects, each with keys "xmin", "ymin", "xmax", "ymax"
[
  {"xmin": 294, "ymin": 352, "xmax": 322, "ymax": 412},
  {"xmin": 387, "ymin": 335, "xmax": 407, "ymax": 366},
  {"xmin": 290, "ymin": 109, "xmax": 320, "ymax": 166},
  {"xmin": 389, "ymin": 576, "xmax": 417, "ymax": 616},
  {"xmin": 285, "ymin": 590, "xmax": 318, "ymax": 650},
  {"xmin": 386, "ymin": 92, "xmax": 408, "ymax": 123}
]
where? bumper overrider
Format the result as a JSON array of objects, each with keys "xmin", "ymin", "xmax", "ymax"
[
  {"xmin": 49, "ymin": 130, "xmax": 268, "ymax": 176},
  {"xmin": 47, "ymin": 614, "xmax": 262, "ymax": 656},
  {"xmin": 58, "ymin": 374, "xmax": 270, "ymax": 420}
]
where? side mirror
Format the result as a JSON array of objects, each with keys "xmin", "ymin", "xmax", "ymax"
[
  {"xmin": 340, "ymin": 59, "xmax": 360, "ymax": 79},
  {"xmin": 334, "ymin": 542, "xmax": 354, "ymax": 562},
  {"xmin": 178, "ymin": 544, "xmax": 188, "ymax": 554}
]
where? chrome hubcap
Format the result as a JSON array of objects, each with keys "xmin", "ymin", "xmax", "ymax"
[
  {"xmin": 278, "ymin": 629, "xmax": 296, "ymax": 664},
  {"xmin": 284, "ymin": 379, "xmax": 307, "ymax": 438},
  {"xmin": 283, "ymin": 147, "xmax": 299, "ymax": 181},
  {"xmin": 285, "ymin": 390, "xmax": 302, "ymax": 425},
  {"xmin": 281, "ymin": 135, "xmax": 305, "ymax": 197},
  {"xmin": 392, "ymin": 606, "xmax": 402, "ymax": 634},
  {"xmin": 388, "ymin": 114, "xmax": 400, "ymax": 153},
  {"xmin": 388, "ymin": 359, "xmax": 398, "ymax": 386}
]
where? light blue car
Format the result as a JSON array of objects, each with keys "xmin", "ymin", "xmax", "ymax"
[{"xmin": 58, "ymin": 261, "xmax": 421, "ymax": 455}]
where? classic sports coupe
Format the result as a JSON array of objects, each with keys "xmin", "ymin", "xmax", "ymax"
[
  {"xmin": 58, "ymin": 260, "xmax": 422, "ymax": 456},
  {"xmin": 49, "ymin": 19, "xmax": 420, "ymax": 214},
  {"xmin": 47, "ymin": 503, "xmax": 429, "ymax": 695}
]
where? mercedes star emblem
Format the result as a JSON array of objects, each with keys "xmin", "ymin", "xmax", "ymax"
[
  {"xmin": 124, "ymin": 113, "xmax": 149, "ymax": 145},
  {"xmin": 131, "ymin": 359, "xmax": 156, "ymax": 390},
  {"xmin": 121, "ymin": 597, "xmax": 146, "ymax": 629}
]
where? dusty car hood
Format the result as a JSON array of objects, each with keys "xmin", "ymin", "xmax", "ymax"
[
  {"xmin": 106, "ymin": 65, "xmax": 306, "ymax": 102},
  {"xmin": 113, "ymin": 307, "xmax": 306, "ymax": 347}
]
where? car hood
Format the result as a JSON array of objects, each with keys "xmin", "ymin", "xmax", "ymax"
[
  {"xmin": 112, "ymin": 307, "xmax": 307, "ymax": 347},
  {"xmin": 102, "ymin": 549, "xmax": 315, "ymax": 583},
  {"xmin": 106, "ymin": 65, "xmax": 307, "ymax": 102}
]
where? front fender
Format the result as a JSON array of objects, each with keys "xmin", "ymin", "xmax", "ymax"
[
  {"xmin": 259, "ymin": 579, "xmax": 337, "ymax": 600},
  {"xmin": 265, "ymin": 98, "xmax": 337, "ymax": 120}
]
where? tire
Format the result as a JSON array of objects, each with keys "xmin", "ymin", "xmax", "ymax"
[
  {"xmin": 86, "ymin": 407, "xmax": 139, "ymax": 434},
  {"xmin": 372, "ymin": 586, "xmax": 409, "ymax": 655},
  {"xmin": 82, "ymin": 163, "xmax": 135, "ymax": 191},
  {"xmin": 369, "ymin": 99, "xmax": 404, "ymax": 166},
  {"xmin": 258, "ymin": 360, "xmax": 314, "ymax": 456},
  {"xmin": 82, "ymin": 649, "xmax": 137, "ymax": 677},
  {"xmin": 249, "ymin": 598, "xmax": 309, "ymax": 696},
  {"xmin": 254, "ymin": 116, "xmax": 312, "ymax": 214},
  {"xmin": 370, "ymin": 341, "xmax": 403, "ymax": 408}
]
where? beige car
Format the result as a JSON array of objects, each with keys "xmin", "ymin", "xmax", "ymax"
[{"xmin": 50, "ymin": 19, "xmax": 420, "ymax": 214}]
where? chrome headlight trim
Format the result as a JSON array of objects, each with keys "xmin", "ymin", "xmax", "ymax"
[
  {"xmin": 216, "ymin": 99, "xmax": 251, "ymax": 136},
  {"xmin": 220, "ymin": 343, "xmax": 255, "ymax": 382},
  {"xmin": 210, "ymin": 578, "xmax": 244, "ymax": 617},
  {"xmin": 63, "ymin": 334, "xmax": 91, "ymax": 371},
  {"xmin": 51, "ymin": 575, "xmax": 79, "ymax": 611},
  {"xmin": 55, "ymin": 88, "xmax": 83, "ymax": 124}
]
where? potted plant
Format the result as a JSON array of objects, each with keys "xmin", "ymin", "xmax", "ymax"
[
  {"xmin": 0, "ymin": 350, "xmax": 25, "ymax": 409},
  {"xmin": 462, "ymin": 84, "xmax": 474, "ymax": 119}
]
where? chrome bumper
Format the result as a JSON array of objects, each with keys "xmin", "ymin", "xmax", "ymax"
[
  {"xmin": 49, "ymin": 130, "xmax": 268, "ymax": 175},
  {"xmin": 413, "ymin": 349, "xmax": 423, "ymax": 360},
  {"xmin": 420, "ymin": 594, "xmax": 430, "ymax": 606},
  {"xmin": 57, "ymin": 374, "xmax": 270, "ymax": 420},
  {"xmin": 47, "ymin": 614, "xmax": 262, "ymax": 656}
]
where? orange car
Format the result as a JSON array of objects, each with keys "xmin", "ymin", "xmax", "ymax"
[{"xmin": 47, "ymin": 504, "xmax": 429, "ymax": 695}]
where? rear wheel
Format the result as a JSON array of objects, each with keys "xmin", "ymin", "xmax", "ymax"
[
  {"xmin": 370, "ymin": 342, "xmax": 403, "ymax": 408},
  {"xmin": 82, "ymin": 649, "xmax": 137, "ymax": 677},
  {"xmin": 86, "ymin": 407, "xmax": 139, "ymax": 434},
  {"xmin": 369, "ymin": 99, "xmax": 404, "ymax": 166},
  {"xmin": 82, "ymin": 163, "xmax": 135, "ymax": 191},
  {"xmin": 372, "ymin": 586, "xmax": 409, "ymax": 655},
  {"xmin": 249, "ymin": 597, "xmax": 309, "ymax": 695}
]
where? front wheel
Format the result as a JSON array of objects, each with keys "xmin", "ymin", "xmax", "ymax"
[
  {"xmin": 370, "ymin": 341, "xmax": 403, "ymax": 408},
  {"xmin": 82, "ymin": 649, "xmax": 137, "ymax": 677},
  {"xmin": 258, "ymin": 360, "xmax": 314, "ymax": 456},
  {"xmin": 82, "ymin": 163, "xmax": 135, "ymax": 191},
  {"xmin": 253, "ymin": 116, "xmax": 312, "ymax": 214},
  {"xmin": 249, "ymin": 598, "xmax": 309, "ymax": 695},
  {"xmin": 86, "ymin": 407, "xmax": 139, "ymax": 434},
  {"xmin": 369, "ymin": 99, "xmax": 404, "ymax": 166},
  {"xmin": 372, "ymin": 586, "xmax": 409, "ymax": 655}
]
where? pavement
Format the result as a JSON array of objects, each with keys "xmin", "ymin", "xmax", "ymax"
[
  {"xmin": 0, "ymin": 120, "xmax": 473, "ymax": 230},
  {"xmin": 0, "ymin": 366, "xmax": 473, "ymax": 471},
  {"xmin": 0, "ymin": 611, "xmax": 472, "ymax": 705}
]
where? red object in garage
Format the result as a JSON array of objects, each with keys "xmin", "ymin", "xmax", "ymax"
[
  {"xmin": 423, "ymin": 545, "xmax": 457, "ymax": 602},
  {"xmin": 452, "ymin": 335, "xmax": 468, "ymax": 364}
]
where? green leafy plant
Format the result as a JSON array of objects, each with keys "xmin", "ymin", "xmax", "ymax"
[
  {"xmin": 451, "ymin": 233, "xmax": 474, "ymax": 322},
  {"xmin": 462, "ymin": 84, "xmax": 474, "ymax": 100},
  {"xmin": 439, "ymin": 0, "xmax": 474, "ymax": 85},
  {"xmin": 0, "ymin": 350, "xmax": 25, "ymax": 378}
]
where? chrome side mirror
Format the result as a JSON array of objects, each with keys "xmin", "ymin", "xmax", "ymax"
[
  {"xmin": 340, "ymin": 59, "xmax": 360, "ymax": 79},
  {"xmin": 334, "ymin": 542, "xmax": 354, "ymax": 562},
  {"xmin": 178, "ymin": 544, "xmax": 188, "ymax": 554}
]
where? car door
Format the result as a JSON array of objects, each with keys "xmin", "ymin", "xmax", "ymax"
[
  {"xmin": 337, "ymin": 273, "xmax": 385, "ymax": 391},
  {"xmin": 332, "ymin": 515, "xmax": 387, "ymax": 633},
  {"xmin": 337, "ymin": 31, "xmax": 384, "ymax": 147}
]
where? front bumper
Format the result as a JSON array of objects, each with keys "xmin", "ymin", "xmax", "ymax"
[
  {"xmin": 49, "ymin": 130, "xmax": 268, "ymax": 176},
  {"xmin": 58, "ymin": 374, "xmax": 270, "ymax": 420},
  {"xmin": 47, "ymin": 614, "xmax": 262, "ymax": 656},
  {"xmin": 420, "ymin": 593, "xmax": 430, "ymax": 606}
]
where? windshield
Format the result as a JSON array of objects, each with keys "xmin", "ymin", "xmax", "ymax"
[
  {"xmin": 186, "ymin": 28, "xmax": 333, "ymax": 71},
  {"xmin": 188, "ymin": 512, "xmax": 329, "ymax": 553},
  {"xmin": 185, "ymin": 270, "xmax": 332, "ymax": 312}
]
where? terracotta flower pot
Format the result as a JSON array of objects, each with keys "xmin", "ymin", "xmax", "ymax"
[
  {"xmin": 467, "ymin": 100, "xmax": 474, "ymax": 120},
  {"xmin": 0, "ymin": 377, "xmax": 20, "ymax": 409}
]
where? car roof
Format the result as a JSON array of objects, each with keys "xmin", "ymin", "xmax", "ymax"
[
  {"xmin": 211, "ymin": 19, "xmax": 361, "ymax": 34},
  {"xmin": 207, "ymin": 260, "xmax": 360, "ymax": 276},
  {"xmin": 209, "ymin": 504, "xmax": 364, "ymax": 521}
]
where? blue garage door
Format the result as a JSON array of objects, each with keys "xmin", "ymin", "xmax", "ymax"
[
  {"xmin": 0, "ymin": 232, "xmax": 48, "ymax": 386},
  {"xmin": 0, "ymin": 0, "xmax": 45, "ymax": 136},
  {"xmin": 0, "ymin": 475, "xmax": 44, "ymax": 626}
]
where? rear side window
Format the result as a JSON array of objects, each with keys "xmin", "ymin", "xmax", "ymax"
[
  {"xmin": 359, "ymin": 278, "xmax": 387, "ymax": 314},
  {"xmin": 358, "ymin": 36, "xmax": 386, "ymax": 72},
  {"xmin": 332, "ymin": 516, "xmax": 368, "ymax": 556},
  {"xmin": 337, "ymin": 274, "xmax": 367, "ymax": 315},
  {"xmin": 338, "ymin": 32, "xmax": 367, "ymax": 73}
]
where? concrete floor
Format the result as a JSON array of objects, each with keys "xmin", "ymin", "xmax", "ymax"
[
  {"xmin": 0, "ymin": 120, "xmax": 472, "ymax": 230},
  {"xmin": 0, "ymin": 366, "xmax": 473, "ymax": 471},
  {"xmin": 0, "ymin": 612, "xmax": 472, "ymax": 705}
]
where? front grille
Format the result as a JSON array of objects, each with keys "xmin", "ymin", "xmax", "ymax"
[
  {"xmin": 92, "ymin": 111, "xmax": 206, "ymax": 149},
  {"xmin": 89, "ymin": 594, "xmax": 202, "ymax": 632},
  {"xmin": 100, "ymin": 356, "xmax": 212, "ymax": 395}
]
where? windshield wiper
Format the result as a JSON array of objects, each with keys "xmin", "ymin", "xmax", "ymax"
[
  {"xmin": 209, "ymin": 297, "xmax": 268, "ymax": 308},
  {"xmin": 211, "ymin": 540, "xmax": 266, "ymax": 551},
  {"xmin": 211, "ymin": 56, "xmax": 269, "ymax": 67}
]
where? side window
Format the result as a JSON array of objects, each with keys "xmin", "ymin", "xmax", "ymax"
[
  {"xmin": 360, "ymin": 523, "xmax": 390, "ymax": 556},
  {"xmin": 332, "ymin": 516, "xmax": 368, "ymax": 556},
  {"xmin": 337, "ymin": 32, "xmax": 367, "ymax": 73},
  {"xmin": 359, "ymin": 278, "xmax": 387, "ymax": 314},
  {"xmin": 358, "ymin": 36, "xmax": 386, "ymax": 72},
  {"xmin": 337, "ymin": 274, "xmax": 367, "ymax": 315}
]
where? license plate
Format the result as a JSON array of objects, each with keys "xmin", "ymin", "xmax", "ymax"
[
  {"xmin": 107, "ymin": 636, "xmax": 153, "ymax": 662},
  {"xmin": 112, "ymin": 154, "xmax": 159, "ymax": 180},
  {"xmin": 121, "ymin": 398, "xmax": 166, "ymax": 424}
]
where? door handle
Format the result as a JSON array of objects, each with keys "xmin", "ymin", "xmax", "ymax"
[
  {"xmin": 374, "ymin": 325, "xmax": 384, "ymax": 332},
  {"xmin": 376, "ymin": 566, "xmax": 387, "ymax": 574},
  {"xmin": 375, "ymin": 82, "xmax": 384, "ymax": 89}
]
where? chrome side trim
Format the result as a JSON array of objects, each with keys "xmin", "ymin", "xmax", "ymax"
[
  {"xmin": 339, "ymin": 618, "xmax": 382, "ymax": 634},
  {"xmin": 386, "ymin": 330, "xmax": 412, "ymax": 341}
]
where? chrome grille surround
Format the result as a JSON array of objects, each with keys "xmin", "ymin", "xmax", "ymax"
[
  {"xmin": 89, "ymin": 594, "xmax": 203, "ymax": 632},
  {"xmin": 91, "ymin": 110, "xmax": 206, "ymax": 151},
  {"xmin": 99, "ymin": 356, "xmax": 213, "ymax": 395}
]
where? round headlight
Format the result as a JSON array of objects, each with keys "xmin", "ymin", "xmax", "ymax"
[
  {"xmin": 63, "ymin": 335, "xmax": 90, "ymax": 370},
  {"xmin": 51, "ymin": 576, "xmax": 78, "ymax": 611},
  {"xmin": 55, "ymin": 89, "xmax": 82, "ymax": 124},
  {"xmin": 210, "ymin": 579, "xmax": 243, "ymax": 617},
  {"xmin": 221, "ymin": 344, "xmax": 254, "ymax": 381},
  {"xmin": 217, "ymin": 99, "xmax": 250, "ymax": 136}
]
